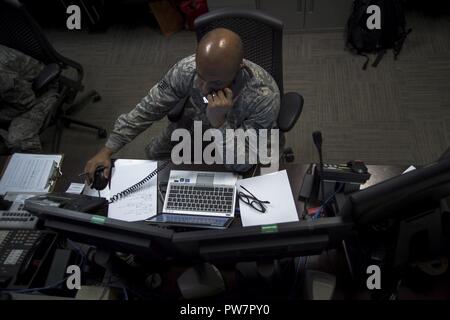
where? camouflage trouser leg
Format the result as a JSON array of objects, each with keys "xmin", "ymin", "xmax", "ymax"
[{"xmin": 145, "ymin": 116, "xmax": 195, "ymax": 160}]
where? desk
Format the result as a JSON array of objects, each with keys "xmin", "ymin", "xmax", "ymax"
[
  {"xmin": 27, "ymin": 159, "xmax": 410, "ymax": 234},
  {"xmin": 20, "ymin": 156, "xmax": 408, "ymax": 220},
  {"xmin": 4, "ymin": 156, "xmax": 449, "ymax": 300}
]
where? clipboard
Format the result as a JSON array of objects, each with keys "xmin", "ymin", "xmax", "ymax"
[
  {"xmin": 45, "ymin": 160, "xmax": 63, "ymax": 190},
  {"xmin": 0, "ymin": 153, "xmax": 64, "ymax": 195}
]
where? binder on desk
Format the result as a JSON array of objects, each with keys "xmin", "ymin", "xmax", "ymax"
[{"xmin": 0, "ymin": 153, "xmax": 63, "ymax": 195}]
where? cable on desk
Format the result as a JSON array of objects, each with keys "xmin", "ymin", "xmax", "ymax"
[
  {"xmin": 4, "ymin": 239, "xmax": 87, "ymax": 294},
  {"xmin": 66, "ymin": 239, "xmax": 86, "ymax": 268},
  {"xmin": 313, "ymin": 183, "xmax": 345, "ymax": 219},
  {"xmin": 3, "ymin": 278, "xmax": 68, "ymax": 294},
  {"xmin": 109, "ymin": 160, "xmax": 170, "ymax": 204}
]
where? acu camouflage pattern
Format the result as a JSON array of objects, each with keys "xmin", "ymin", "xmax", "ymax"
[
  {"xmin": 0, "ymin": 45, "xmax": 59, "ymax": 152},
  {"xmin": 106, "ymin": 54, "xmax": 280, "ymax": 172}
]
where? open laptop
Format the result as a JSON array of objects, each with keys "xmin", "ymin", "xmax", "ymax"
[{"xmin": 146, "ymin": 171, "xmax": 238, "ymax": 229}]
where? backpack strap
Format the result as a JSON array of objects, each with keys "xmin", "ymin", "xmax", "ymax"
[
  {"xmin": 372, "ymin": 50, "xmax": 386, "ymax": 68},
  {"xmin": 360, "ymin": 53, "xmax": 370, "ymax": 70}
]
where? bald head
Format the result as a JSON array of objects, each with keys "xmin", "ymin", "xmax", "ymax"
[{"xmin": 196, "ymin": 28, "xmax": 244, "ymax": 95}]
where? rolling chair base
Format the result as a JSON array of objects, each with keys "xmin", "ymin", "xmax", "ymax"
[{"xmin": 51, "ymin": 90, "xmax": 107, "ymax": 152}]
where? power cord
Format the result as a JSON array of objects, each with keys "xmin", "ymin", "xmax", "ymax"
[{"xmin": 313, "ymin": 183, "xmax": 345, "ymax": 219}]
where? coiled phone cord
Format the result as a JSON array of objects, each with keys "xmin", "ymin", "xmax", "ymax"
[{"xmin": 109, "ymin": 160, "xmax": 170, "ymax": 204}]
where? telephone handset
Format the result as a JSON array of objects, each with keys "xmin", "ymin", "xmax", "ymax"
[{"xmin": 107, "ymin": 160, "xmax": 170, "ymax": 203}]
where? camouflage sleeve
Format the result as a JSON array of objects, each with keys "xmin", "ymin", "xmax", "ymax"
[
  {"xmin": 219, "ymin": 90, "xmax": 280, "ymax": 173},
  {"xmin": 0, "ymin": 45, "xmax": 44, "ymax": 120},
  {"xmin": 105, "ymin": 57, "xmax": 194, "ymax": 153}
]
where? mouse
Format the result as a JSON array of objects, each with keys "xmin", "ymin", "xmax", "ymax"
[{"xmin": 91, "ymin": 166, "xmax": 109, "ymax": 190}]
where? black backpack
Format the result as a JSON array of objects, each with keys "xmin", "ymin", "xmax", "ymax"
[{"xmin": 346, "ymin": 0, "xmax": 412, "ymax": 69}]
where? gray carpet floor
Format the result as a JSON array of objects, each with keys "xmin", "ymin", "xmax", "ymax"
[{"xmin": 42, "ymin": 12, "xmax": 450, "ymax": 174}]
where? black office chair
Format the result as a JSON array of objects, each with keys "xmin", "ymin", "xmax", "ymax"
[
  {"xmin": 169, "ymin": 8, "xmax": 304, "ymax": 162},
  {"xmin": 0, "ymin": 0, "xmax": 107, "ymax": 152}
]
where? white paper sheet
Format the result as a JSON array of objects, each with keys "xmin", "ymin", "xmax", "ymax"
[
  {"xmin": 236, "ymin": 170, "xmax": 299, "ymax": 227},
  {"xmin": 108, "ymin": 159, "xmax": 158, "ymax": 222},
  {"xmin": 402, "ymin": 165, "xmax": 416, "ymax": 174},
  {"xmin": 0, "ymin": 153, "xmax": 62, "ymax": 195},
  {"xmin": 66, "ymin": 183, "xmax": 85, "ymax": 194}
]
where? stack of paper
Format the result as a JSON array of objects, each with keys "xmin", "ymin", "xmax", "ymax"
[
  {"xmin": 0, "ymin": 153, "xmax": 63, "ymax": 195},
  {"xmin": 236, "ymin": 170, "xmax": 299, "ymax": 227}
]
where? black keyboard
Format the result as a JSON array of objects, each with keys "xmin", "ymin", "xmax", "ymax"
[{"xmin": 165, "ymin": 184, "xmax": 235, "ymax": 214}]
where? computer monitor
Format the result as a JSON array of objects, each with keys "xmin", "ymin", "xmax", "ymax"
[
  {"xmin": 173, "ymin": 217, "xmax": 354, "ymax": 262},
  {"xmin": 338, "ymin": 157, "xmax": 450, "ymax": 270},
  {"xmin": 24, "ymin": 201, "xmax": 175, "ymax": 259},
  {"xmin": 25, "ymin": 200, "xmax": 356, "ymax": 264},
  {"xmin": 340, "ymin": 157, "xmax": 450, "ymax": 226}
]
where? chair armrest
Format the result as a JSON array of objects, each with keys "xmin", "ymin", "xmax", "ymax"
[
  {"xmin": 32, "ymin": 63, "xmax": 61, "ymax": 95},
  {"xmin": 278, "ymin": 92, "xmax": 304, "ymax": 132}
]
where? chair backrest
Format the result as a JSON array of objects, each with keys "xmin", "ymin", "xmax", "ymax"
[
  {"xmin": 194, "ymin": 8, "xmax": 284, "ymax": 94},
  {"xmin": 0, "ymin": 0, "xmax": 59, "ymax": 63},
  {"xmin": 0, "ymin": 0, "xmax": 83, "ymax": 81}
]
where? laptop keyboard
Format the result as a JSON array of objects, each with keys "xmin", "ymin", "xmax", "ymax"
[
  {"xmin": 154, "ymin": 214, "xmax": 229, "ymax": 227},
  {"xmin": 166, "ymin": 184, "xmax": 234, "ymax": 213}
]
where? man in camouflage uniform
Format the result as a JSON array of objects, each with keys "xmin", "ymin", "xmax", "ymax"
[
  {"xmin": 85, "ymin": 28, "xmax": 280, "ymax": 179},
  {"xmin": 0, "ymin": 45, "xmax": 59, "ymax": 154}
]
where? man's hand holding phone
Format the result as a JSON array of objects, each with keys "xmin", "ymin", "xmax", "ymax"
[{"xmin": 206, "ymin": 88, "xmax": 233, "ymax": 128}]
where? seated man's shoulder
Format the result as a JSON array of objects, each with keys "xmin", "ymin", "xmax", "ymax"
[
  {"xmin": 174, "ymin": 54, "xmax": 197, "ymax": 72},
  {"xmin": 243, "ymin": 59, "xmax": 279, "ymax": 97}
]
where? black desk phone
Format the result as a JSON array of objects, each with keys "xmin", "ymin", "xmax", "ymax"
[
  {"xmin": 25, "ymin": 192, "xmax": 108, "ymax": 213},
  {"xmin": 0, "ymin": 229, "xmax": 57, "ymax": 289},
  {"xmin": 299, "ymin": 161, "xmax": 371, "ymax": 201},
  {"xmin": 321, "ymin": 160, "xmax": 370, "ymax": 184}
]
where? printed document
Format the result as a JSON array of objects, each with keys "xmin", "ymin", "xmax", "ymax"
[{"xmin": 0, "ymin": 153, "xmax": 62, "ymax": 195}]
